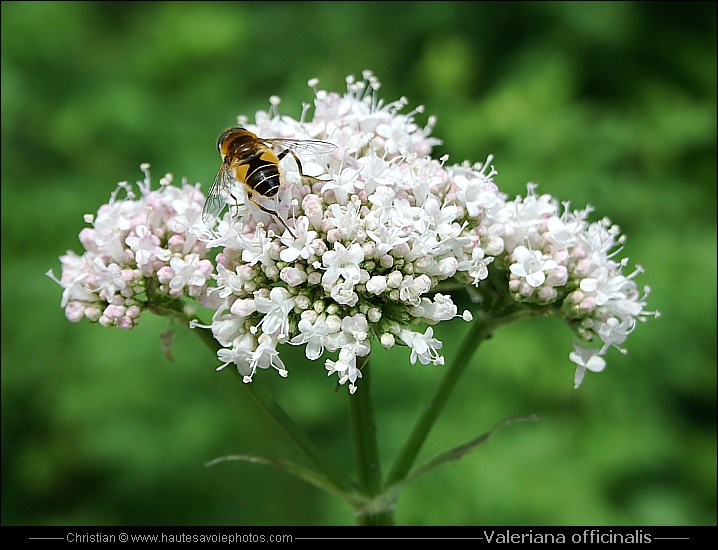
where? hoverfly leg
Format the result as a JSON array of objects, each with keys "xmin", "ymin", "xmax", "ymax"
[
  {"xmin": 227, "ymin": 189, "xmax": 242, "ymax": 220},
  {"xmin": 286, "ymin": 150, "xmax": 332, "ymax": 183},
  {"xmin": 247, "ymin": 191, "xmax": 297, "ymax": 239}
]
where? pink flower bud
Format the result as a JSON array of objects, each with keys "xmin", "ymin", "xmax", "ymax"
[
  {"xmin": 230, "ymin": 298, "xmax": 257, "ymax": 317},
  {"xmin": 65, "ymin": 302, "xmax": 85, "ymax": 322},
  {"xmin": 280, "ymin": 267, "xmax": 307, "ymax": 287},
  {"xmin": 366, "ymin": 275, "xmax": 387, "ymax": 295},
  {"xmin": 157, "ymin": 266, "xmax": 174, "ymax": 284}
]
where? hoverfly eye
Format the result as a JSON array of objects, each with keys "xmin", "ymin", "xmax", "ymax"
[{"xmin": 217, "ymin": 128, "xmax": 234, "ymax": 152}]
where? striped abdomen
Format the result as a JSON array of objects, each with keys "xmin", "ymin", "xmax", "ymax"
[{"xmin": 234, "ymin": 148, "xmax": 281, "ymax": 198}]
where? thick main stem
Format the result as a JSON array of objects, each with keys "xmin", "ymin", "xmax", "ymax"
[{"xmin": 348, "ymin": 355, "xmax": 395, "ymax": 526}]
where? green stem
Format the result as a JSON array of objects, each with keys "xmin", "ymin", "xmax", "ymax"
[
  {"xmin": 240, "ymin": 379, "xmax": 356, "ymax": 496},
  {"xmin": 385, "ymin": 313, "xmax": 496, "ymax": 487},
  {"xmin": 385, "ymin": 302, "xmax": 549, "ymax": 489},
  {"xmin": 348, "ymin": 356, "xmax": 394, "ymax": 526},
  {"xmin": 162, "ymin": 300, "xmax": 356, "ymax": 497}
]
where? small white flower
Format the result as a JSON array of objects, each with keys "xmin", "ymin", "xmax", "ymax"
[
  {"xmin": 322, "ymin": 242, "xmax": 364, "ymax": 286},
  {"xmin": 321, "ymin": 167, "xmax": 360, "ymax": 205},
  {"xmin": 214, "ymin": 264, "xmax": 246, "ymax": 299},
  {"xmin": 367, "ymin": 223, "xmax": 409, "ymax": 256},
  {"xmin": 411, "ymin": 293, "xmax": 459, "ymax": 323},
  {"xmin": 125, "ymin": 225, "xmax": 169, "ymax": 270},
  {"xmin": 330, "ymin": 279, "xmax": 359, "ymax": 306},
  {"xmin": 365, "ymin": 275, "xmax": 388, "ymax": 295},
  {"xmin": 211, "ymin": 309, "xmax": 247, "ymax": 347},
  {"xmin": 509, "ymin": 246, "xmax": 558, "ymax": 288},
  {"xmin": 290, "ymin": 315, "xmax": 331, "ymax": 360},
  {"xmin": 341, "ymin": 314, "xmax": 369, "ymax": 343},
  {"xmin": 569, "ymin": 342, "xmax": 606, "ymax": 389},
  {"xmin": 246, "ymin": 334, "xmax": 288, "ymax": 381},
  {"xmin": 596, "ymin": 316, "xmax": 634, "ymax": 354},
  {"xmin": 325, "ymin": 353, "xmax": 363, "ymax": 390},
  {"xmin": 326, "ymin": 202, "xmax": 363, "ymax": 239},
  {"xmin": 546, "ymin": 214, "xmax": 583, "ymax": 249},
  {"xmin": 91, "ymin": 257, "xmax": 126, "ymax": 298},
  {"xmin": 169, "ymin": 254, "xmax": 208, "ymax": 290},
  {"xmin": 453, "ymin": 165, "xmax": 500, "ymax": 218},
  {"xmin": 254, "ymin": 287, "xmax": 295, "ymax": 339},
  {"xmin": 279, "ymin": 216, "xmax": 317, "ymax": 262},
  {"xmin": 398, "ymin": 275, "xmax": 431, "ymax": 306},
  {"xmin": 458, "ymin": 247, "xmax": 494, "ymax": 286},
  {"xmin": 400, "ymin": 327, "xmax": 444, "ymax": 365},
  {"xmin": 241, "ymin": 227, "xmax": 275, "ymax": 267}
]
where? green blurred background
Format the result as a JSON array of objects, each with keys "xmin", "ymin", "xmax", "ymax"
[{"xmin": 2, "ymin": 1, "xmax": 715, "ymax": 526}]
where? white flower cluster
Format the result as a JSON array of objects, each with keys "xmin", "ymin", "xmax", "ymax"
[
  {"xmin": 199, "ymin": 71, "xmax": 656, "ymax": 392},
  {"xmin": 494, "ymin": 185, "xmax": 658, "ymax": 388},
  {"xmin": 49, "ymin": 71, "xmax": 657, "ymax": 392},
  {"xmin": 200, "ymin": 73, "xmax": 489, "ymax": 393},
  {"xmin": 47, "ymin": 166, "xmax": 213, "ymax": 329}
]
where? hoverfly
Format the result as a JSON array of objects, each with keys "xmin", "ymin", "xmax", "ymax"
[{"xmin": 202, "ymin": 126, "xmax": 337, "ymax": 237}]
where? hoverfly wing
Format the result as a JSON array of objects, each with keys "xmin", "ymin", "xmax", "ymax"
[
  {"xmin": 202, "ymin": 163, "xmax": 232, "ymax": 224},
  {"xmin": 263, "ymin": 137, "xmax": 338, "ymax": 156}
]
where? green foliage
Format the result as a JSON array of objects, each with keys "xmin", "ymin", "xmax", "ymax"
[{"xmin": 2, "ymin": 1, "xmax": 715, "ymax": 526}]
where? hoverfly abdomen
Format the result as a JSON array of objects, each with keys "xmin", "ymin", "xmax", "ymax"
[{"xmin": 243, "ymin": 152, "xmax": 282, "ymax": 198}]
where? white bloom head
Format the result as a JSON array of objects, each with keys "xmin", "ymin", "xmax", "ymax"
[
  {"xmin": 202, "ymin": 73, "xmax": 494, "ymax": 390},
  {"xmin": 48, "ymin": 165, "xmax": 211, "ymax": 329},
  {"xmin": 198, "ymin": 74, "xmax": 656, "ymax": 391},
  {"xmin": 50, "ymin": 73, "xmax": 656, "ymax": 392}
]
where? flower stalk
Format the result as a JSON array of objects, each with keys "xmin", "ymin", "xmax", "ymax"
[
  {"xmin": 385, "ymin": 312, "xmax": 495, "ymax": 488},
  {"xmin": 346, "ymin": 355, "xmax": 394, "ymax": 525},
  {"xmin": 184, "ymin": 309, "xmax": 358, "ymax": 498}
]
